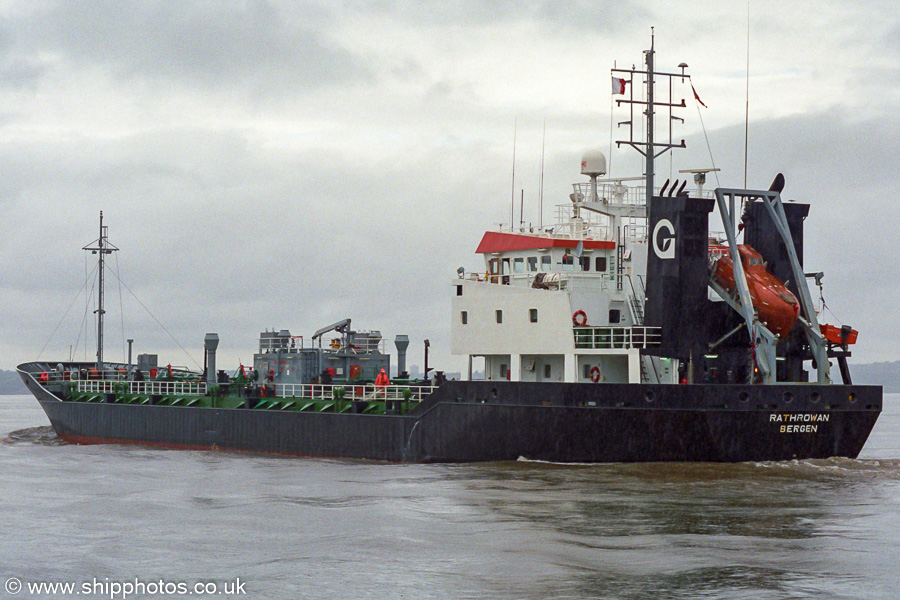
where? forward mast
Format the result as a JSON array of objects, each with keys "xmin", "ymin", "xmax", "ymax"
[{"xmin": 82, "ymin": 211, "xmax": 118, "ymax": 370}]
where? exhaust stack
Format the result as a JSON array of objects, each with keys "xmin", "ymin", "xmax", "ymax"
[
  {"xmin": 204, "ymin": 333, "xmax": 219, "ymax": 387},
  {"xmin": 394, "ymin": 335, "xmax": 409, "ymax": 377}
]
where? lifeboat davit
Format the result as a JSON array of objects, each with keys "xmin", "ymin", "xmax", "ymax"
[{"xmin": 711, "ymin": 244, "xmax": 800, "ymax": 338}]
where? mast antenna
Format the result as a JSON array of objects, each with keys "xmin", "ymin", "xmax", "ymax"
[
  {"xmin": 539, "ymin": 118, "xmax": 546, "ymax": 229},
  {"xmin": 83, "ymin": 211, "xmax": 118, "ymax": 370},
  {"xmin": 743, "ymin": 1, "xmax": 751, "ymax": 188},
  {"xmin": 510, "ymin": 117, "xmax": 517, "ymax": 230},
  {"xmin": 612, "ymin": 29, "xmax": 688, "ymax": 206}
]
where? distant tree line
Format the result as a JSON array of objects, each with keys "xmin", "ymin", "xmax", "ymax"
[
  {"xmin": 851, "ymin": 361, "xmax": 900, "ymax": 393},
  {"xmin": 0, "ymin": 370, "xmax": 27, "ymax": 395}
]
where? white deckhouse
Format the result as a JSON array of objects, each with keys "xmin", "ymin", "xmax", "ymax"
[{"xmin": 452, "ymin": 150, "xmax": 678, "ymax": 385}]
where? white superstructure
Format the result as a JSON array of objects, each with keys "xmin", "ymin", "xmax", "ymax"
[{"xmin": 452, "ymin": 153, "xmax": 678, "ymax": 384}]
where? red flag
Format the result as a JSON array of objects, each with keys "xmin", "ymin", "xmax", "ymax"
[
  {"xmin": 691, "ymin": 82, "xmax": 707, "ymax": 108},
  {"xmin": 612, "ymin": 77, "xmax": 627, "ymax": 95}
]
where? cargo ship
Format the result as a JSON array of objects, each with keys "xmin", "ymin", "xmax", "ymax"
[{"xmin": 17, "ymin": 38, "xmax": 881, "ymax": 462}]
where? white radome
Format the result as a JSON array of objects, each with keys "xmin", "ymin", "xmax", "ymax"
[{"xmin": 580, "ymin": 149, "xmax": 607, "ymax": 177}]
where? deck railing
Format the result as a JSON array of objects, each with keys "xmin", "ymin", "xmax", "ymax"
[
  {"xmin": 274, "ymin": 383, "xmax": 438, "ymax": 402},
  {"xmin": 573, "ymin": 326, "xmax": 662, "ymax": 349},
  {"xmin": 76, "ymin": 380, "xmax": 208, "ymax": 396},
  {"xmin": 38, "ymin": 367, "xmax": 197, "ymax": 383},
  {"xmin": 69, "ymin": 377, "xmax": 437, "ymax": 403}
]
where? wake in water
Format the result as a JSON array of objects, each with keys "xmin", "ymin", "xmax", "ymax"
[
  {"xmin": 1, "ymin": 426, "xmax": 67, "ymax": 446},
  {"xmin": 513, "ymin": 454, "xmax": 900, "ymax": 483}
]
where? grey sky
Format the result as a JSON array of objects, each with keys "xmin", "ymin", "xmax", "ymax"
[{"xmin": 1, "ymin": 0, "xmax": 897, "ymax": 373}]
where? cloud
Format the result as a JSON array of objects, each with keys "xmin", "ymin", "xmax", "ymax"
[
  {"xmin": 0, "ymin": 0, "xmax": 897, "ymax": 372},
  {"xmin": 2, "ymin": 1, "xmax": 372, "ymax": 95},
  {"xmin": 346, "ymin": 0, "xmax": 649, "ymax": 28}
]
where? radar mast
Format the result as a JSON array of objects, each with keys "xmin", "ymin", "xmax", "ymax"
[{"xmin": 613, "ymin": 29, "xmax": 688, "ymax": 205}]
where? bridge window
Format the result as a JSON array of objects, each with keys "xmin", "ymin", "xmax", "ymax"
[
  {"xmin": 527, "ymin": 257, "xmax": 537, "ymax": 272},
  {"xmin": 514, "ymin": 258, "xmax": 524, "ymax": 273},
  {"xmin": 540, "ymin": 256, "xmax": 551, "ymax": 271},
  {"xmin": 596, "ymin": 257, "xmax": 607, "ymax": 272},
  {"xmin": 579, "ymin": 256, "xmax": 591, "ymax": 271}
]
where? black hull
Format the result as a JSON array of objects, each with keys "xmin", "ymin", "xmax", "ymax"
[{"xmin": 18, "ymin": 365, "xmax": 882, "ymax": 463}]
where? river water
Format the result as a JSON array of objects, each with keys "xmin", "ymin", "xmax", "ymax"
[{"xmin": 1, "ymin": 393, "xmax": 898, "ymax": 600}]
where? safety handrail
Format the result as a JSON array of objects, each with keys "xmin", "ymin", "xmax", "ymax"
[
  {"xmin": 36, "ymin": 368, "xmax": 199, "ymax": 384},
  {"xmin": 573, "ymin": 326, "xmax": 661, "ymax": 349},
  {"xmin": 274, "ymin": 383, "xmax": 438, "ymax": 402},
  {"xmin": 75, "ymin": 380, "xmax": 208, "ymax": 396}
]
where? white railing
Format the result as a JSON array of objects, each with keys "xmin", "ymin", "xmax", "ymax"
[
  {"xmin": 259, "ymin": 334, "xmax": 306, "ymax": 352},
  {"xmin": 572, "ymin": 182, "xmax": 716, "ymax": 203},
  {"xmin": 493, "ymin": 182, "xmax": 718, "ymax": 235},
  {"xmin": 76, "ymin": 380, "xmax": 208, "ymax": 396},
  {"xmin": 573, "ymin": 326, "xmax": 662, "ymax": 349},
  {"xmin": 36, "ymin": 368, "xmax": 127, "ymax": 383},
  {"xmin": 37, "ymin": 367, "xmax": 197, "ymax": 383},
  {"xmin": 323, "ymin": 338, "xmax": 385, "ymax": 355},
  {"xmin": 257, "ymin": 335, "xmax": 387, "ymax": 355},
  {"xmin": 274, "ymin": 383, "xmax": 438, "ymax": 403},
  {"xmin": 559, "ymin": 273, "xmax": 617, "ymax": 293},
  {"xmin": 623, "ymin": 223, "xmax": 648, "ymax": 241},
  {"xmin": 465, "ymin": 270, "xmax": 617, "ymax": 292},
  {"xmin": 572, "ymin": 182, "xmax": 648, "ymax": 206},
  {"xmin": 495, "ymin": 213, "xmax": 613, "ymax": 240},
  {"xmin": 708, "ymin": 244, "xmax": 730, "ymax": 269}
]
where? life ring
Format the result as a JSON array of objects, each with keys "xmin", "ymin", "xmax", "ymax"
[
  {"xmin": 573, "ymin": 310, "xmax": 588, "ymax": 326},
  {"xmin": 590, "ymin": 366, "xmax": 601, "ymax": 383}
]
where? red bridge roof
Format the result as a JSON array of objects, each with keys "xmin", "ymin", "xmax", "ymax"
[{"xmin": 475, "ymin": 231, "xmax": 615, "ymax": 254}]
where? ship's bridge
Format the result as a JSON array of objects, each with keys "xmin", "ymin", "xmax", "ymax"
[
  {"xmin": 473, "ymin": 229, "xmax": 617, "ymax": 288},
  {"xmin": 452, "ymin": 177, "xmax": 666, "ymax": 386}
]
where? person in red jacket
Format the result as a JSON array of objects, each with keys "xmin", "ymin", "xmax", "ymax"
[
  {"xmin": 374, "ymin": 368, "xmax": 390, "ymax": 388},
  {"xmin": 374, "ymin": 368, "xmax": 390, "ymax": 400}
]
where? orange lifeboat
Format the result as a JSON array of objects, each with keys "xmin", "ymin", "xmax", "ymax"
[
  {"xmin": 819, "ymin": 323, "xmax": 858, "ymax": 346},
  {"xmin": 711, "ymin": 244, "xmax": 800, "ymax": 338}
]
